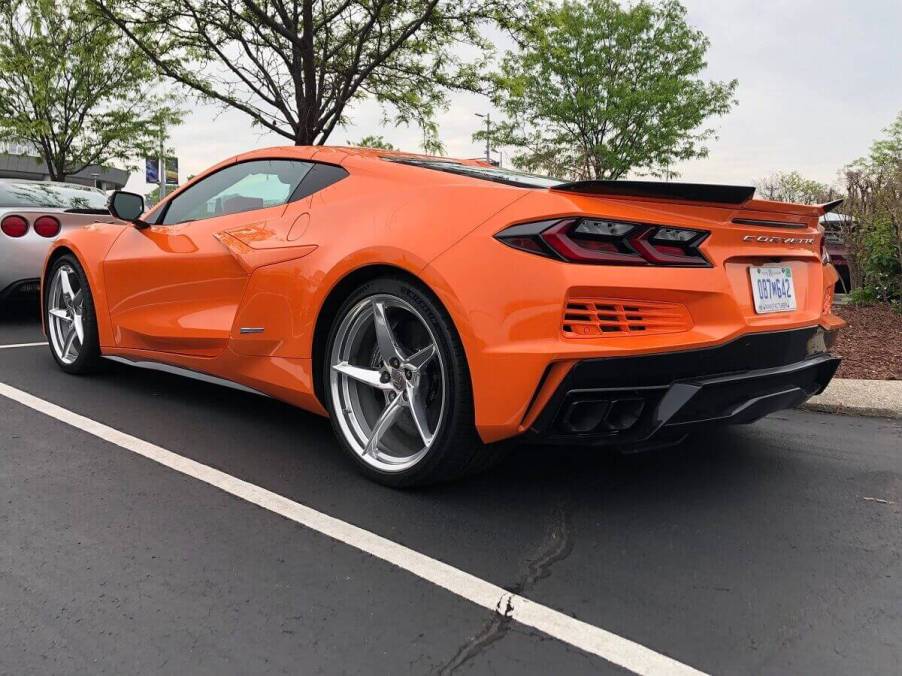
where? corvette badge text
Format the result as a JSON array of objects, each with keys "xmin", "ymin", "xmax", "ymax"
[{"xmin": 743, "ymin": 235, "xmax": 815, "ymax": 245}]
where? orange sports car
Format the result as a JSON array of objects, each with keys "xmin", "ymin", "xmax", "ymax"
[{"xmin": 42, "ymin": 146, "xmax": 845, "ymax": 486}]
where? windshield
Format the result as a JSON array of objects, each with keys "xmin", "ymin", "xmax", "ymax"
[
  {"xmin": 0, "ymin": 181, "xmax": 108, "ymax": 210},
  {"xmin": 387, "ymin": 158, "xmax": 564, "ymax": 188}
]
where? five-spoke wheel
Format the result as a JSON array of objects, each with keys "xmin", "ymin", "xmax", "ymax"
[
  {"xmin": 329, "ymin": 293, "xmax": 446, "ymax": 472},
  {"xmin": 47, "ymin": 264, "xmax": 86, "ymax": 365},
  {"xmin": 45, "ymin": 255, "xmax": 100, "ymax": 373},
  {"xmin": 324, "ymin": 277, "xmax": 495, "ymax": 486}
]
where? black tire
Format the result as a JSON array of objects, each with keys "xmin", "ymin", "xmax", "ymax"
[
  {"xmin": 323, "ymin": 276, "xmax": 506, "ymax": 487},
  {"xmin": 44, "ymin": 254, "xmax": 102, "ymax": 374}
]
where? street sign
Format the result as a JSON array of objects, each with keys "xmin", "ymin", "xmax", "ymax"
[
  {"xmin": 145, "ymin": 157, "xmax": 159, "ymax": 183},
  {"xmin": 165, "ymin": 157, "xmax": 178, "ymax": 185}
]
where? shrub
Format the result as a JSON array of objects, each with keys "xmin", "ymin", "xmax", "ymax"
[{"xmin": 842, "ymin": 112, "xmax": 902, "ymax": 302}]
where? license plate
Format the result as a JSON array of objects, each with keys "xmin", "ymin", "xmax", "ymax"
[{"xmin": 750, "ymin": 266, "xmax": 797, "ymax": 314}]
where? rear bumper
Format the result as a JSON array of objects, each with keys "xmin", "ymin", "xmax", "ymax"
[
  {"xmin": 530, "ymin": 327, "xmax": 840, "ymax": 446},
  {"xmin": 0, "ymin": 232, "xmax": 53, "ymax": 294}
]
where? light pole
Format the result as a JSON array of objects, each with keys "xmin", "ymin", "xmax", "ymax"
[
  {"xmin": 158, "ymin": 122, "xmax": 166, "ymax": 200},
  {"xmin": 475, "ymin": 112, "xmax": 491, "ymax": 163}
]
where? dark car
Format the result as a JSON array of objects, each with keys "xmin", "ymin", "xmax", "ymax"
[{"xmin": 820, "ymin": 213, "xmax": 852, "ymax": 293}]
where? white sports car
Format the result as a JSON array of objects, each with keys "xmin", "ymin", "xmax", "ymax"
[{"xmin": 0, "ymin": 179, "xmax": 113, "ymax": 301}]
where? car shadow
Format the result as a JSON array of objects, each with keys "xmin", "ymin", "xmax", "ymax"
[
  {"xmin": 91, "ymin": 356, "xmax": 769, "ymax": 529},
  {"xmin": 1, "ymin": 294, "xmax": 41, "ymax": 320},
  {"xmin": 0, "ymin": 294, "xmax": 43, "ymax": 342}
]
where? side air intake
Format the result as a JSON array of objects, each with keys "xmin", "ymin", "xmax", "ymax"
[{"xmin": 563, "ymin": 298, "xmax": 692, "ymax": 337}]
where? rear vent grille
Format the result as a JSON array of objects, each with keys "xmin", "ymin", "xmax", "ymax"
[{"xmin": 563, "ymin": 298, "xmax": 692, "ymax": 337}]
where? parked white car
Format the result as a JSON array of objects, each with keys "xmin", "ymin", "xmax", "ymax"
[{"xmin": 0, "ymin": 179, "xmax": 113, "ymax": 300}]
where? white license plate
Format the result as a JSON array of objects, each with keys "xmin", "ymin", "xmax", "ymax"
[{"xmin": 750, "ymin": 266, "xmax": 797, "ymax": 314}]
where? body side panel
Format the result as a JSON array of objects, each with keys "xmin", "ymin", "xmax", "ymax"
[{"xmin": 227, "ymin": 160, "xmax": 526, "ymax": 359}]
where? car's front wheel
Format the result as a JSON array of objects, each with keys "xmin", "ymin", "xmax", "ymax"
[
  {"xmin": 45, "ymin": 255, "xmax": 101, "ymax": 374},
  {"xmin": 324, "ymin": 277, "xmax": 500, "ymax": 486}
]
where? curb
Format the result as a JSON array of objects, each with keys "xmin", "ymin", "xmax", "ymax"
[{"xmin": 801, "ymin": 378, "xmax": 902, "ymax": 419}]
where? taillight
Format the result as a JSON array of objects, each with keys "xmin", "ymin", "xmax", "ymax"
[
  {"xmin": 1, "ymin": 214, "xmax": 28, "ymax": 237},
  {"xmin": 33, "ymin": 215, "xmax": 61, "ymax": 238},
  {"xmin": 495, "ymin": 218, "xmax": 710, "ymax": 266}
]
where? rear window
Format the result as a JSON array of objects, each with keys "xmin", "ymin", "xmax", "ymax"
[
  {"xmin": 0, "ymin": 181, "xmax": 108, "ymax": 210},
  {"xmin": 386, "ymin": 158, "xmax": 563, "ymax": 188}
]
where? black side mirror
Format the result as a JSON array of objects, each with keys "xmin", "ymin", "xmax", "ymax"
[{"xmin": 107, "ymin": 191, "xmax": 148, "ymax": 228}]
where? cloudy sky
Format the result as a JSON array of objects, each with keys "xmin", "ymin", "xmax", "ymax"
[{"xmin": 126, "ymin": 0, "xmax": 901, "ymax": 194}]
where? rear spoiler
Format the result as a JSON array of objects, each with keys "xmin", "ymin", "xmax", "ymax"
[
  {"xmin": 550, "ymin": 180, "xmax": 756, "ymax": 205},
  {"xmin": 819, "ymin": 198, "xmax": 844, "ymax": 214}
]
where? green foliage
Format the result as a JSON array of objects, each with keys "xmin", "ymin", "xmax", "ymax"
[
  {"xmin": 869, "ymin": 111, "xmax": 902, "ymax": 171},
  {"xmin": 856, "ymin": 216, "xmax": 901, "ymax": 302},
  {"xmin": 93, "ymin": 0, "xmax": 516, "ymax": 146},
  {"xmin": 350, "ymin": 135, "xmax": 397, "ymax": 150},
  {"xmin": 419, "ymin": 120, "xmax": 446, "ymax": 155},
  {"xmin": 480, "ymin": 0, "xmax": 737, "ymax": 180},
  {"xmin": 847, "ymin": 286, "xmax": 880, "ymax": 306},
  {"xmin": 755, "ymin": 171, "xmax": 833, "ymax": 204},
  {"xmin": 0, "ymin": 0, "xmax": 180, "ymax": 181},
  {"xmin": 843, "ymin": 111, "xmax": 902, "ymax": 301}
]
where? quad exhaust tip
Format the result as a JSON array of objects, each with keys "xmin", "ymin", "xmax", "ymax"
[{"xmin": 560, "ymin": 398, "xmax": 646, "ymax": 434}]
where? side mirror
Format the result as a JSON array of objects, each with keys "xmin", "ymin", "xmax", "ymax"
[{"xmin": 107, "ymin": 191, "xmax": 148, "ymax": 228}]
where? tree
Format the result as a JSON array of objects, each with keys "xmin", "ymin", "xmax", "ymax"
[
  {"xmin": 0, "ymin": 0, "xmax": 180, "ymax": 181},
  {"xmin": 755, "ymin": 171, "xmax": 833, "ymax": 204},
  {"xmin": 842, "ymin": 112, "xmax": 902, "ymax": 300},
  {"xmin": 480, "ymin": 0, "xmax": 737, "ymax": 180},
  {"xmin": 349, "ymin": 128, "xmax": 446, "ymax": 155},
  {"xmin": 419, "ymin": 120, "xmax": 446, "ymax": 155},
  {"xmin": 349, "ymin": 135, "xmax": 397, "ymax": 150},
  {"xmin": 93, "ymin": 0, "xmax": 513, "ymax": 146}
]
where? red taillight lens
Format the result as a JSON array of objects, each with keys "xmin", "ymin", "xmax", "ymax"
[
  {"xmin": 1, "ymin": 214, "xmax": 28, "ymax": 237},
  {"xmin": 33, "ymin": 215, "xmax": 61, "ymax": 238},
  {"xmin": 496, "ymin": 218, "xmax": 710, "ymax": 267}
]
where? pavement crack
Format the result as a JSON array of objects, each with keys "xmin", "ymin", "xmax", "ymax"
[
  {"xmin": 435, "ymin": 503, "xmax": 573, "ymax": 674},
  {"xmin": 510, "ymin": 503, "xmax": 574, "ymax": 597},
  {"xmin": 436, "ymin": 594, "xmax": 515, "ymax": 675}
]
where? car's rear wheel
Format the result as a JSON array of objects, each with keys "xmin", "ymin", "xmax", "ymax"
[
  {"xmin": 45, "ymin": 255, "xmax": 101, "ymax": 374},
  {"xmin": 324, "ymin": 277, "xmax": 500, "ymax": 486}
]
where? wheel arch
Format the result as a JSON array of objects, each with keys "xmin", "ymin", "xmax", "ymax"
[
  {"xmin": 311, "ymin": 263, "xmax": 470, "ymax": 409},
  {"xmin": 41, "ymin": 227, "xmax": 123, "ymax": 348}
]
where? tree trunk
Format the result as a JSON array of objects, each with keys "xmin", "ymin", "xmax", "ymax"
[
  {"xmin": 846, "ymin": 254, "xmax": 864, "ymax": 291},
  {"xmin": 42, "ymin": 152, "xmax": 65, "ymax": 182},
  {"xmin": 293, "ymin": 123, "xmax": 317, "ymax": 146},
  {"xmin": 894, "ymin": 219, "xmax": 902, "ymax": 298}
]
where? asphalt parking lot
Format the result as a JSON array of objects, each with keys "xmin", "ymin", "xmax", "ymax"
[{"xmin": 2, "ymin": 298, "xmax": 900, "ymax": 675}]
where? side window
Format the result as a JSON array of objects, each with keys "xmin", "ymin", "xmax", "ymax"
[
  {"xmin": 290, "ymin": 163, "xmax": 349, "ymax": 201},
  {"xmin": 161, "ymin": 159, "xmax": 312, "ymax": 225}
]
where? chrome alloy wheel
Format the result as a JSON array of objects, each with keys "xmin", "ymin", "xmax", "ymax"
[
  {"xmin": 329, "ymin": 294, "xmax": 447, "ymax": 472},
  {"xmin": 47, "ymin": 265, "xmax": 85, "ymax": 365}
]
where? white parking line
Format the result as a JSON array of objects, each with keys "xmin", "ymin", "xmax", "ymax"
[
  {"xmin": 0, "ymin": 341, "xmax": 47, "ymax": 350},
  {"xmin": 0, "ymin": 381, "xmax": 705, "ymax": 676}
]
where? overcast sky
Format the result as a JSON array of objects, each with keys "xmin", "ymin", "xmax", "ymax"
[{"xmin": 126, "ymin": 0, "xmax": 901, "ymax": 193}]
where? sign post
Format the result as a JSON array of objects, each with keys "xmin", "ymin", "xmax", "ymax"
[
  {"xmin": 158, "ymin": 123, "xmax": 165, "ymax": 200},
  {"xmin": 146, "ymin": 123, "xmax": 177, "ymax": 205}
]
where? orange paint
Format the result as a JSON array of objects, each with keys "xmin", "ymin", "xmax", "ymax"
[{"xmin": 44, "ymin": 146, "xmax": 845, "ymax": 444}]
